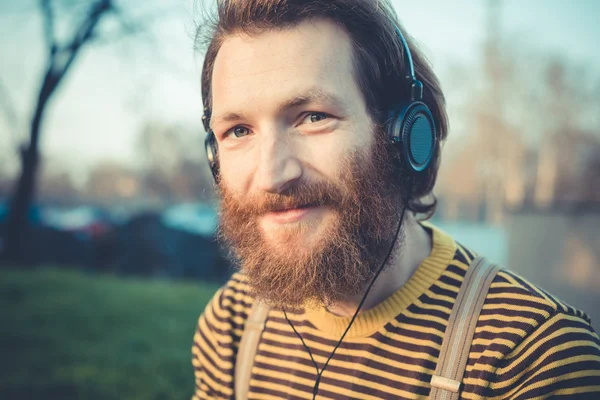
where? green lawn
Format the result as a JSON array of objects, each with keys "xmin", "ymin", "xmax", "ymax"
[{"xmin": 0, "ymin": 267, "xmax": 222, "ymax": 400}]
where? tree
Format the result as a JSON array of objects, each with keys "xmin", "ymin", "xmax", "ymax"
[
  {"xmin": 2, "ymin": 0, "xmax": 114, "ymax": 265},
  {"xmin": 1, "ymin": 0, "xmax": 176, "ymax": 265}
]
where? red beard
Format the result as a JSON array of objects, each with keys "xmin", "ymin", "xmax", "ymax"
[{"xmin": 217, "ymin": 135, "xmax": 406, "ymax": 310}]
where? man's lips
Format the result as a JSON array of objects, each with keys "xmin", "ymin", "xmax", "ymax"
[
  {"xmin": 268, "ymin": 201, "xmax": 320, "ymax": 212},
  {"xmin": 269, "ymin": 203, "xmax": 311, "ymax": 212},
  {"xmin": 263, "ymin": 205, "xmax": 320, "ymax": 224}
]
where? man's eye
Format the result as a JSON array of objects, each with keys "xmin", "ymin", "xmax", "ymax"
[
  {"xmin": 227, "ymin": 126, "xmax": 250, "ymax": 138},
  {"xmin": 303, "ymin": 112, "xmax": 329, "ymax": 124}
]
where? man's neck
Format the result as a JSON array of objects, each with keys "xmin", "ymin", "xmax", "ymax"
[{"xmin": 326, "ymin": 214, "xmax": 433, "ymax": 317}]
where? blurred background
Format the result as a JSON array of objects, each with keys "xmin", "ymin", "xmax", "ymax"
[{"xmin": 0, "ymin": 0, "xmax": 599, "ymax": 399}]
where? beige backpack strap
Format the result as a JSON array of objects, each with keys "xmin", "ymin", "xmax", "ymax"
[
  {"xmin": 235, "ymin": 300, "xmax": 270, "ymax": 400},
  {"xmin": 430, "ymin": 256, "xmax": 500, "ymax": 400}
]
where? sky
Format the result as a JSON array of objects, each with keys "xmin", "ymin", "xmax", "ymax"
[{"xmin": 0, "ymin": 0, "xmax": 599, "ymax": 182}]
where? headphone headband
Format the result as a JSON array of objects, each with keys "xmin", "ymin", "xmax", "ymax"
[
  {"xmin": 395, "ymin": 27, "xmax": 415, "ymax": 82},
  {"xmin": 394, "ymin": 26, "xmax": 424, "ymax": 103}
]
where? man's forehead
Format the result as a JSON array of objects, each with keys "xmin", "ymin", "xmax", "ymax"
[
  {"xmin": 214, "ymin": 20, "xmax": 352, "ymax": 76},
  {"xmin": 210, "ymin": 19, "xmax": 356, "ymax": 116}
]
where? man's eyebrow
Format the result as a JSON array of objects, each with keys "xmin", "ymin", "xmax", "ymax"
[
  {"xmin": 277, "ymin": 88, "xmax": 348, "ymax": 113},
  {"xmin": 211, "ymin": 111, "xmax": 245, "ymax": 128},
  {"xmin": 211, "ymin": 88, "xmax": 347, "ymax": 128}
]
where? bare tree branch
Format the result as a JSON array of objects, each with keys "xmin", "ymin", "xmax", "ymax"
[
  {"xmin": 40, "ymin": 0, "xmax": 57, "ymax": 57},
  {"xmin": 64, "ymin": 0, "xmax": 111, "ymax": 51},
  {"xmin": 48, "ymin": 0, "xmax": 112, "ymax": 94}
]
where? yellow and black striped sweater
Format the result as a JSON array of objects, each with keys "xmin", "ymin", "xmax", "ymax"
[{"xmin": 192, "ymin": 223, "xmax": 600, "ymax": 399}]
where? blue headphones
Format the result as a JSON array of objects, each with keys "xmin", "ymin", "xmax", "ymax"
[{"xmin": 202, "ymin": 26, "xmax": 436, "ymax": 182}]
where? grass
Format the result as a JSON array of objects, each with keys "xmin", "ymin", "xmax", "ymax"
[{"xmin": 0, "ymin": 267, "xmax": 222, "ymax": 400}]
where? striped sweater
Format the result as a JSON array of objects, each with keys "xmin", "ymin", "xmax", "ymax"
[{"xmin": 192, "ymin": 223, "xmax": 600, "ymax": 399}]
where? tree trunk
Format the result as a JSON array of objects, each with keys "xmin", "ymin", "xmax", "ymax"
[
  {"xmin": 2, "ymin": 147, "xmax": 39, "ymax": 265},
  {"xmin": 1, "ymin": 90, "xmax": 48, "ymax": 266}
]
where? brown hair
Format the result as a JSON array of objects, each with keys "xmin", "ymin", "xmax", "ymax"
[{"xmin": 196, "ymin": 0, "xmax": 448, "ymax": 218}]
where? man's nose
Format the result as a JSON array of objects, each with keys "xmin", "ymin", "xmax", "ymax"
[{"xmin": 256, "ymin": 128, "xmax": 302, "ymax": 194}]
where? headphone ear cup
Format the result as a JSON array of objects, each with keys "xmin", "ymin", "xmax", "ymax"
[
  {"xmin": 205, "ymin": 131, "xmax": 219, "ymax": 182},
  {"xmin": 387, "ymin": 101, "xmax": 436, "ymax": 174}
]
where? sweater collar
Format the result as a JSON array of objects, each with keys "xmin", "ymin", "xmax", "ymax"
[{"xmin": 303, "ymin": 222, "xmax": 456, "ymax": 339}]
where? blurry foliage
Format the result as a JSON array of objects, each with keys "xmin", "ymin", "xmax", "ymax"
[
  {"xmin": 0, "ymin": 120, "xmax": 216, "ymax": 208},
  {"xmin": 75, "ymin": 121, "xmax": 215, "ymax": 207},
  {"xmin": 38, "ymin": 167, "xmax": 81, "ymax": 206},
  {"xmin": 436, "ymin": 3, "xmax": 600, "ymax": 222},
  {"xmin": 84, "ymin": 161, "xmax": 140, "ymax": 207},
  {"xmin": 137, "ymin": 122, "xmax": 215, "ymax": 205},
  {"xmin": 0, "ymin": 267, "xmax": 219, "ymax": 400}
]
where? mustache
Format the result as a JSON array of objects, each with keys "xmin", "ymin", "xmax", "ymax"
[{"xmin": 222, "ymin": 179, "xmax": 347, "ymax": 216}]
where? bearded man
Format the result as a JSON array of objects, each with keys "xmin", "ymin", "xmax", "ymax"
[{"xmin": 191, "ymin": 1, "xmax": 600, "ymax": 399}]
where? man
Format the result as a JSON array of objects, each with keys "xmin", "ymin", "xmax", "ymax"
[{"xmin": 191, "ymin": 1, "xmax": 600, "ymax": 399}]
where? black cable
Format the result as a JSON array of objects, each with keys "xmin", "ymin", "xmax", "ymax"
[
  {"xmin": 283, "ymin": 309, "xmax": 320, "ymax": 373},
  {"xmin": 284, "ymin": 185, "xmax": 413, "ymax": 399}
]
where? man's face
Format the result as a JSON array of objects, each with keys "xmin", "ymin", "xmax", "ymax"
[{"xmin": 210, "ymin": 19, "xmax": 402, "ymax": 308}]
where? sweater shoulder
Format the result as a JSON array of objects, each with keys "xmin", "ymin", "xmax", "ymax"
[{"xmin": 488, "ymin": 268, "xmax": 592, "ymax": 325}]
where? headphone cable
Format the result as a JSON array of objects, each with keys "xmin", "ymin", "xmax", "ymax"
[{"xmin": 283, "ymin": 186, "xmax": 412, "ymax": 399}]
